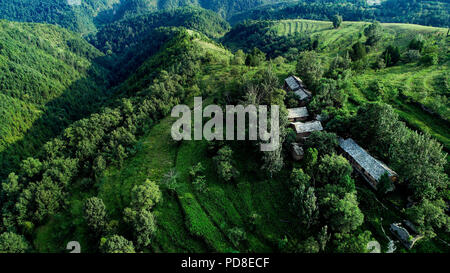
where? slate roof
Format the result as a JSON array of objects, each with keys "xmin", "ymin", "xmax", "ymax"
[
  {"xmin": 292, "ymin": 121, "xmax": 323, "ymax": 134},
  {"xmin": 339, "ymin": 138, "xmax": 397, "ymax": 181},
  {"xmin": 288, "ymin": 107, "xmax": 309, "ymax": 119},
  {"xmin": 285, "ymin": 76, "xmax": 301, "ymax": 91},
  {"xmin": 285, "ymin": 76, "xmax": 312, "ymax": 101}
]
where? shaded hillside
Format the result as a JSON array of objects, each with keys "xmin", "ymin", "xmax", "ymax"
[
  {"xmin": 0, "ymin": 20, "xmax": 111, "ymax": 177},
  {"xmin": 0, "ymin": 0, "xmax": 289, "ymax": 33},
  {"xmin": 0, "ymin": 0, "xmax": 120, "ymax": 33},
  {"xmin": 89, "ymin": 7, "xmax": 230, "ymax": 54}
]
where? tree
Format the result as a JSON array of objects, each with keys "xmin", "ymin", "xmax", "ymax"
[
  {"xmin": 290, "ymin": 168, "xmax": 311, "ymax": 188},
  {"xmin": 321, "ymin": 192, "xmax": 364, "ymax": 233},
  {"xmin": 382, "ymin": 45, "xmax": 400, "ymax": 66},
  {"xmin": 317, "ymin": 225, "xmax": 330, "ymax": 251},
  {"xmin": 316, "ymin": 154, "xmax": 353, "ymax": 189},
  {"xmin": 261, "ymin": 145, "xmax": 284, "ymax": 177},
  {"xmin": 406, "ymin": 199, "xmax": 450, "ymax": 238},
  {"xmin": 331, "ymin": 14, "xmax": 342, "ymax": 29},
  {"xmin": 83, "ymin": 197, "xmax": 107, "ymax": 235},
  {"xmin": 124, "ymin": 208, "xmax": 157, "ymax": 249},
  {"xmin": 130, "ymin": 179, "xmax": 162, "ymax": 210},
  {"xmin": 296, "ymin": 51, "xmax": 323, "ymax": 91},
  {"xmin": 232, "ymin": 50, "xmax": 246, "ymax": 65},
  {"xmin": 291, "ymin": 185, "xmax": 319, "ymax": 228},
  {"xmin": 0, "ymin": 232, "xmax": 30, "ymax": 253},
  {"xmin": 100, "ymin": 235, "xmax": 135, "ymax": 253},
  {"xmin": 364, "ymin": 22, "xmax": 382, "ymax": 46},
  {"xmin": 20, "ymin": 157, "xmax": 42, "ymax": 178},
  {"xmin": 162, "ymin": 169, "xmax": 178, "ymax": 191},
  {"xmin": 409, "ymin": 35, "xmax": 425, "ymax": 51},
  {"xmin": 298, "ymin": 236, "xmax": 320, "ymax": 253},
  {"xmin": 350, "ymin": 41, "xmax": 366, "ymax": 61},
  {"xmin": 245, "ymin": 47, "xmax": 266, "ymax": 66},
  {"xmin": 213, "ymin": 146, "xmax": 239, "ymax": 182},
  {"xmin": 333, "ymin": 230, "xmax": 373, "ymax": 253},
  {"xmin": 304, "ymin": 131, "xmax": 339, "ymax": 156}
]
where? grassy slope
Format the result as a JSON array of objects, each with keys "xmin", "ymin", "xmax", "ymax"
[
  {"xmin": 33, "ymin": 33, "xmax": 299, "ymax": 252},
  {"xmin": 96, "ymin": 59, "xmax": 299, "ymax": 252}
]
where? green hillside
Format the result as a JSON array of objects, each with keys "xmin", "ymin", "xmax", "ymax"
[
  {"xmin": 229, "ymin": 0, "xmax": 450, "ymax": 27},
  {"xmin": 89, "ymin": 7, "xmax": 231, "ymax": 54},
  {"xmin": 224, "ymin": 19, "xmax": 449, "ymax": 151},
  {"xmin": 0, "ymin": 20, "xmax": 110, "ymax": 177},
  {"xmin": 0, "ymin": 0, "xmax": 288, "ymax": 34},
  {"xmin": 0, "ymin": 5, "xmax": 448, "ymax": 254}
]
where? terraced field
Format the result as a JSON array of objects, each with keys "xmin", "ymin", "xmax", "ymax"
[{"xmin": 272, "ymin": 20, "xmax": 447, "ymax": 52}]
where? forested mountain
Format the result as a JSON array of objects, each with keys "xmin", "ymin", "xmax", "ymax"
[
  {"xmin": 0, "ymin": 20, "xmax": 110, "ymax": 177},
  {"xmin": 88, "ymin": 7, "xmax": 230, "ymax": 85},
  {"xmin": 0, "ymin": 0, "xmax": 120, "ymax": 33},
  {"xmin": 229, "ymin": 0, "xmax": 450, "ymax": 27},
  {"xmin": 89, "ymin": 7, "xmax": 230, "ymax": 54},
  {"xmin": 0, "ymin": 0, "xmax": 288, "ymax": 33}
]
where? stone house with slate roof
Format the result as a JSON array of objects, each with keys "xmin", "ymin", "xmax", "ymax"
[{"xmin": 338, "ymin": 138, "xmax": 398, "ymax": 190}]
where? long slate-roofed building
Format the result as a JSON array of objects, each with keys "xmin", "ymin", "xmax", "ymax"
[{"xmin": 339, "ymin": 138, "xmax": 398, "ymax": 190}]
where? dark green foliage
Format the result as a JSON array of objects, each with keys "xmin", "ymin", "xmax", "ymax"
[
  {"xmin": 309, "ymin": 79, "xmax": 347, "ymax": 113},
  {"xmin": 0, "ymin": 21, "xmax": 110, "ymax": 177},
  {"xmin": 130, "ymin": 180, "xmax": 162, "ymax": 210},
  {"xmin": 331, "ymin": 14, "xmax": 342, "ymax": 29},
  {"xmin": 296, "ymin": 51, "xmax": 323, "ymax": 91},
  {"xmin": 245, "ymin": 47, "xmax": 266, "ymax": 67},
  {"xmin": 304, "ymin": 131, "xmax": 339, "ymax": 156},
  {"xmin": 352, "ymin": 103, "xmax": 448, "ymax": 238},
  {"xmin": 124, "ymin": 208, "xmax": 157, "ymax": 248},
  {"xmin": 316, "ymin": 154, "xmax": 353, "ymax": 190},
  {"xmin": 223, "ymin": 20, "xmax": 312, "ymax": 60},
  {"xmin": 213, "ymin": 146, "xmax": 239, "ymax": 183},
  {"xmin": 350, "ymin": 42, "xmax": 367, "ymax": 61},
  {"xmin": 364, "ymin": 22, "xmax": 383, "ymax": 46},
  {"xmin": 230, "ymin": 0, "xmax": 450, "ymax": 28},
  {"xmin": 100, "ymin": 235, "xmax": 135, "ymax": 253},
  {"xmin": 333, "ymin": 230, "xmax": 372, "ymax": 253},
  {"xmin": 409, "ymin": 35, "xmax": 425, "ymax": 51},
  {"xmin": 227, "ymin": 227, "xmax": 247, "ymax": 248},
  {"xmin": 190, "ymin": 162, "xmax": 208, "ymax": 192},
  {"xmin": 83, "ymin": 197, "xmax": 107, "ymax": 235},
  {"xmin": 382, "ymin": 45, "xmax": 401, "ymax": 66},
  {"xmin": 0, "ymin": 232, "xmax": 30, "ymax": 253},
  {"xmin": 89, "ymin": 7, "xmax": 230, "ymax": 54}
]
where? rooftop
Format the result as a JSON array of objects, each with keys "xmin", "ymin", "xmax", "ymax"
[
  {"xmin": 292, "ymin": 121, "xmax": 323, "ymax": 134},
  {"xmin": 288, "ymin": 107, "xmax": 309, "ymax": 119},
  {"xmin": 339, "ymin": 138, "xmax": 397, "ymax": 181},
  {"xmin": 285, "ymin": 76, "xmax": 301, "ymax": 91}
]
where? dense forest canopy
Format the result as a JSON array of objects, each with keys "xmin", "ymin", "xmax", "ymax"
[
  {"xmin": 0, "ymin": 0, "xmax": 288, "ymax": 33},
  {"xmin": 0, "ymin": 20, "xmax": 111, "ymax": 178}
]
